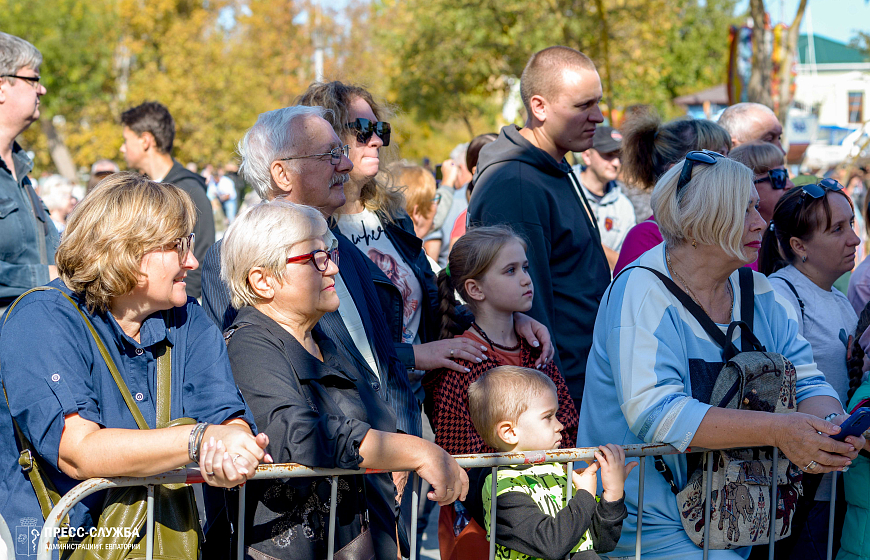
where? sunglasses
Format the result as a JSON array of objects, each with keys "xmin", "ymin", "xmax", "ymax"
[
  {"xmin": 287, "ymin": 248, "xmax": 339, "ymax": 272},
  {"xmin": 753, "ymin": 168, "xmax": 790, "ymax": 190},
  {"xmin": 799, "ymin": 178, "xmax": 844, "ymax": 202},
  {"xmin": 676, "ymin": 150, "xmax": 726, "ymax": 194},
  {"xmin": 345, "ymin": 118, "xmax": 391, "ymax": 147},
  {"xmin": 279, "ymin": 144, "xmax": 349, "ymax": 166}
]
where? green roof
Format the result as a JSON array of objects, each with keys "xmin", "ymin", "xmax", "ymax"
[{"xmin": 797, "ymin": 34, "xmax": 868, "ymax": 65}]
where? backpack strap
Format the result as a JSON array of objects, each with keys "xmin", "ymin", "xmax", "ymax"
[{"xmin": 778, "ymin": 277, "xmax": 805, "ymax": 319}]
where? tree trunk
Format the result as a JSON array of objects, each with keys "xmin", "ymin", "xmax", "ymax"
[
  {"xmin": 747, "ymin": 0, "xmax": 774, "ymax": 109},
  {"xmin": 40, "ymin": 119, "xmax": 77, "ymax": 181},
  {"xmin": 777, "ymin": 0, "xmax": 809, "ymax": 153},
  {"xmin": 595, "ymin": 0, "xmax": 615, "ymax": 124}
]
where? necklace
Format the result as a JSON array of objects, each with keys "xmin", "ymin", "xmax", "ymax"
[
  {"xmin": 471, "ymin": 322, "xmax": 521, "ymax": 352},
  {"xmin": 666, "ymin": 248, "xmax": 733, "ymax": 319}
]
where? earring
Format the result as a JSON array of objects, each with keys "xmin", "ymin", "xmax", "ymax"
[
  {"xmin": 692, "ymin": 239, "xmax": 697, "ymax": 249},
  {"xmin": 801, "ymin": 255, "xmax": 807, "ymax": 263}
]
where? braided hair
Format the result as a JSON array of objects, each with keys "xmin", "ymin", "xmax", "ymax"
[
  {"xmin": 436, "ymin": 225, "xmax": 527, "ymax": 340},
  {"xmin": 847, "ymin": 301, "xmax": 870, "ymax": 403}
]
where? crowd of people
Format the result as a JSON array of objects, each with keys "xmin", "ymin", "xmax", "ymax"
[{"xmin": 2, "ymin": 30, "xmax": 870, "ymax": 560}]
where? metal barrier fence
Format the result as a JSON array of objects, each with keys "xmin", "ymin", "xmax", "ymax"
[{"xmin": 34, "ymin": 443, "xmax": 839, "ymax": 560}]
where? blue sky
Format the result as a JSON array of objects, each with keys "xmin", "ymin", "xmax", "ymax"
[{"xmin": 735, "ymin": 0, "xmax": 870, "ymax": 43}]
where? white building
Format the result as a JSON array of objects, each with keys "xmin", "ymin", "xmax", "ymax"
[{"xmin": 794, "ymin": 34, "xmax": 869, "ymax": 168}]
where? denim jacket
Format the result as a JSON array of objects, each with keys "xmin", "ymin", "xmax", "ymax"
[{"xmin": 0, "ymin": 143, "xmax": 59, "ymax": 304}]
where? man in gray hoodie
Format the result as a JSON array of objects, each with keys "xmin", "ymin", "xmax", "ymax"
[{"xmin": 469, "ymin": 46, "xmax": 610, "ymax": 411}]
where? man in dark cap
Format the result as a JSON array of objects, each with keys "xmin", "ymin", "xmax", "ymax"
[{"xmin": 573, "ymin": 126, "xmax": 636, "ymax": 269}]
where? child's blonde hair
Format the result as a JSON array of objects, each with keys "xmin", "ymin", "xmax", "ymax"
[
  {"xmin": 437, "ymin": 225, "xmax": 527, "ymax": 339},
  {"xmin": 467, "ymin": 365, "xmax": 556, "ymax": 450}
]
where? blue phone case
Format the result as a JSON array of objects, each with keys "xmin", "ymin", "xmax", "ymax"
[{"xmin": 831, "ymin": 408, "xmax": 870, "ymax": 441}]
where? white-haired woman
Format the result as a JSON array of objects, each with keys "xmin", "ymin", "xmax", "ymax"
[
  {"xmin": 221, "ymin": 199, "xmax": 468, "ymax": 560},
  {"xmin": 577, "ymin": 154, "xmax": 863, "ymax": 559}
]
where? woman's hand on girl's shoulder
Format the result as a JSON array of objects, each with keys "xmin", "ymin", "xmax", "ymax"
[
  {"xmin": 413, "ymin": 338, "xmax": 488, "ymax": 372},
  {"xmin": 513, "ymin": 313, "xmax": 554, "ymax": 367}
]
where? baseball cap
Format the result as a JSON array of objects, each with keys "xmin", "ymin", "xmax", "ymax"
[{"xmin": 592, "ymin": 126, "xmax": 622, "ymax": 153}]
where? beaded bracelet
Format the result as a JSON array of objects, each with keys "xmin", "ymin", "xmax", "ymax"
[{"xmin": 188, "ymin": 422, "xmax": 209, "ymax": 463}]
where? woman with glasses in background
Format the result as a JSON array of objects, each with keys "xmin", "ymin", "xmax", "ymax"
[
  {"xmin": 579, "ymin": 157, "xmax": 858, "ymax": 559},
  {"xmin": 729, "ymin": 141, "xmax": 795, "ymax": 225},
  {"xmin": 296, "ymin": 82, "xmax": 551, "ymax": 392},
  {"xmin": 0, "ymin": 173, "xmax": 269, "ymax": 556},
  {"xmin": 759, "ymin": 179, "xmax": 864, "ymax": 560},
  {"xmin": 221, "ymin": 199, "xmax": 467, "ymax": 560}
]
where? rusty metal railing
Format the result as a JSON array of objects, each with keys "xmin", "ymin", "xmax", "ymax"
[{"xmin": 33, "ymin": 443, "xmax": 838, "ymax": 560}]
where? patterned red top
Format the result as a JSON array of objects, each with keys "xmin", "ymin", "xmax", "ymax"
[{"xmin": 422, "ymin": 330, "xmax": 579, "ymax": 456}]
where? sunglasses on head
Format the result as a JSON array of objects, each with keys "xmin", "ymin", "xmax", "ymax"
[
  {"xmin": 799, "ymin": 178, "xmax": 844, "ymax": 202},
  {"xmin": 345, "ymin": 118, "xmax": 391, "ymax": 147},
  {"xmin": 676, "ymin": 150, "xmax": 726, "ymax": 194},
  {"xmin": 753, "ymin": 168, "xmax": 790, "ymax": 191}
]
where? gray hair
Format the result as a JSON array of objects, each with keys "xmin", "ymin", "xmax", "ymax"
[
  {"xmin": 0, "ymin": 32, "xmax": 42, "ymax": 80},
  {"xmin": 718, "ymin": 103, "xmax": 777, "ymax": 145},
  {"xmin": 90, "ymin": 159, "xmax": 120, "ymax": 175},
  {"xmin": 39, "ymin": 175, "xmax": 74, "ymax": 212},
  {"xmin": 450, "ymin": 143, "xmax": 469, "ymax": 167},
  {"xmin": 221, "ymin": 199, "xmax": 328, "ymax": 309},
  {"xmin": 652, "ymin": 156, "xmax": 754, "ymax": 260},
  {"xmin": 237, "ymin": 106, "xmax": 329, "ymax": 201}
]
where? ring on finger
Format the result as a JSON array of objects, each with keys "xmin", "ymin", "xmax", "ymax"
[
  {"xmin": 446, "ymin": 488, "xmax": 453, "ymax": 492},
  {"xmin": 450, "ymin": 349, "xmax": 454, "ymax": 357},
  {"xmin": 232, "ymin": 454, "xmax": 241, "ymax": 464},
  {"xmin": 804, "ymin": 460, "xmax": 818, "ymax": 471},
  {"xmin": 205, "ymin": 471, "xmax": 215, "ymax": 476}
]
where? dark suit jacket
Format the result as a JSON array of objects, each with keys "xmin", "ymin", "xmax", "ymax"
[{"xmin": 163, "ymin": 159, "xmax": 215, "ymax": 299}]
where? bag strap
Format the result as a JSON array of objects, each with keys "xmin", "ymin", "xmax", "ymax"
[
  {"xmin": 155, "ymin": 310, "xmax": 173, "ymax": 430},
  {"xmin": 778, "ymin": 277, "xmax": 805, "ymax": 319},
  {"xmin": 2, "ymin": 288, "xmax": 72, "ymax": 523}
]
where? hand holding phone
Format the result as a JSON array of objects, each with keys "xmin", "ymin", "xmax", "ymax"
[{"xmin": 830, "ymin": 408, "xmax": 870, "ymax": 441}]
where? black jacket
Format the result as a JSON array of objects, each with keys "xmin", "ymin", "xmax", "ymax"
[
  {"xmin": 468, "ymin": 125, "xmax": 610, "ymax": 400},
  {"xmin": 227, "ymin": 306, "xmax": 399, "ymax": 560},
  {"xmin": 357, "ymin": 211, "xmax": 441, "ymax": 369},
  {"xmin": 163, "ymin": 159, "xmax": 215, "ymax": 299}
]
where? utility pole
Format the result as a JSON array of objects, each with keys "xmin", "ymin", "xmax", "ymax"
[{"xmin": 313, "ymin": 1, "xmax": 324, "ymax": 82}]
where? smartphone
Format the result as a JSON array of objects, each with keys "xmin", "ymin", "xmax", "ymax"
[
  {"xmin": 830, "ymin": 407, "xmax": 870, "ymax": 441},
  {"xmin": 435, "ymin": 164, "xmax": 443, "ymax": 182}
]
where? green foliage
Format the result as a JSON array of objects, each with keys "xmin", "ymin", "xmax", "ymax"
[
  {"xmin": 850, "ymin": 31, "xmax": 870, "ymax": 61},
  {"xmin": 5, "ymin": 0, "xmax": 742, "ymax": 173}
]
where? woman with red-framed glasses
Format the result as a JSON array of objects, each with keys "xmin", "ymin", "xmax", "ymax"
[{"xmin": 220, "ymin": 199, "xmax": 468, "ymax": 560}]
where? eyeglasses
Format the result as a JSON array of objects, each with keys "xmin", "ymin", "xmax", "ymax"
[
  {"xmin": 799, "ymin": 178, "xmax": 844, "ymax": 202},
  {"xmin": 345, "ymin": 118, "xmax": 391, "ymax": 147},
  {"xmin": 173, "ymin": 233, "xmax": 195, "ymax": 265},
  {"xmin": 676, "ymin": 150, "xmax": 726, "ymax": 194},
  {"xmin": 753, "ymin": 168, "xmax": 790, "ymax": 190},
  {"xmin": 432, "ymin": 194, "xmax": 442, "ymax": 204},
  {"xmin": 1, "ymin": 74, "xmax": 40, "ymax": 89},
  {"xmin": 287, "ymin": 248, "xmax": 339, "ymax": 272},
  {"xmin": 278, "ymin": 145, "xmax": 349, "ymax": 166}
]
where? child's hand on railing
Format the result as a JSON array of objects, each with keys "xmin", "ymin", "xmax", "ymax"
[
  {"xmin": 571, "ymin": 457, "xmax": 599, "ymax": 497},
  {"xmin": 598, "ymin": 444, "xmax": 637, "ymax": 502}
]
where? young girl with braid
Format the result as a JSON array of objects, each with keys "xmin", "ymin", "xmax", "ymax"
[
  {"xmin": 838, "ymin": 306, "xmax": 870, "ymax": 560},
  {"xmin": 422, "ymin": 225, "xmax": 578, "ymax": 560}
]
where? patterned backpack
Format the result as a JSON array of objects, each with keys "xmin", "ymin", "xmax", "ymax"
[{"xmin": 619, "ymin": 266, "xmax": 802, "ymax": 549}]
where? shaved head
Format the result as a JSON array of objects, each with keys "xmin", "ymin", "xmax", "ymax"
[
  {"xmin": 718, "ymin": 102, "xmax": 784, "ymax": 153},
  {"xmin": 520, "ymin": 46, "xmax": 597, "ymax": 112}
]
